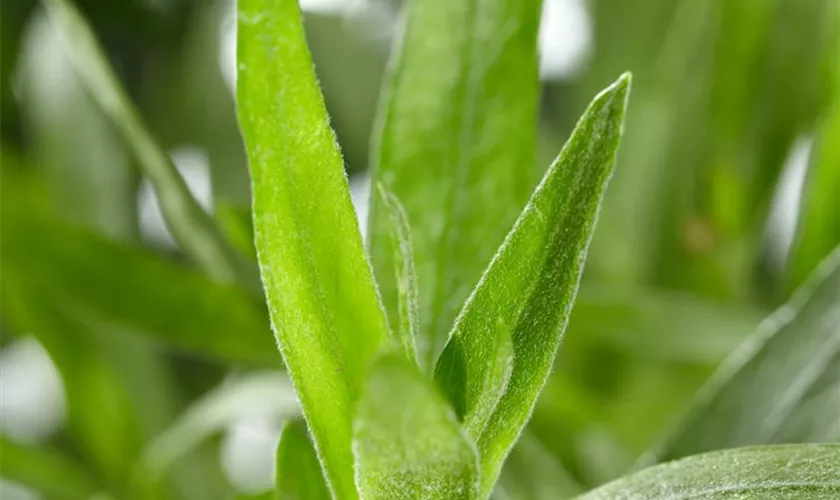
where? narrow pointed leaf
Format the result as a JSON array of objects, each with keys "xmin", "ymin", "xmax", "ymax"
[
  {"xmin": 376, "ymin": 184, "xmax": 421, "ymax": 365},
  {"xmin": 276, "ymin": 421, "xmax": 331, "ymax": 500},
  {"xmin": 435, "ymin": 74, "xmax": 631, "ymax": 497},
  {"xmin": 578, "ymin": 445, "xmax": 840, "ymax": 500},
  {"xmin": 369, "ymin": 0, "xmax": 543, "ymax": 369},
  {"xmin": 42, "ymin": 0, "xmax": 248, "ymax": 283},
  {"xmin": 353, "ymin": 353, "xmax": 479, "ymax": 500},
  {"xmin": 651, "ymin": 246, "xmax": 840, "ymax": 463},
  {"xmin": 236, "ymin": 0, "xmax": 390, "ymax": 497}
]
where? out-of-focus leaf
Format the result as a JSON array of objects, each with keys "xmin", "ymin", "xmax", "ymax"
[
  {"xmin": 0, "ymin": 286, "xmax": 157, "ymax": 494},
  {"xmin": 435, "ymin": 74, "xmax": 631, "ymax": 497},
  {"xmin": 368, "ymin": 0, "xmax": 543, "ymax": 369},
  {"xmin": 0, "ymin": 437, "xmax": 100, "ymax": 500},
  {"xmin": 42, "ymin": 0, "xmax": 249, "ymax": 283},
  {"xmin": 578, "ymin": 445, "xmax": 840, "ymax": 500},
  {"xmin": 236, "ymin": 1, "xmax": 390, "ymax": 496},
  {"xmin": 353, "ymin": 353, "xmax": 479, "ymax": 500},
  {"xmin": 0, "ymin": 171, "xmax": 275, "ymax": 366},
  {"xmin": 376, "ymin": 184, "xmax": 421, "ymax": 366},
  {"xmin": 19, "ymin": 11, "xmax": 135, "ymax": 241},
  {"xmin": 495, "ymin": 433, "xmax": 581, "ymax": 500},
  {"xmin": 275, "ymin": 421, "xmax": 330, "ymax": 500},
  {"xmin": 570, "ymin": 285, "xmax": 763, "ymax": 364},
  {"xmin": 788, "ymin": 62, "xmax": 840, "ymax": 289},
  {"xmin": 141, "ymin": 372, "xmax": 298, "ymax": 480},
  {"xmin": 650, "ymin": 246, "xmax": 840, "ymax": 462}
]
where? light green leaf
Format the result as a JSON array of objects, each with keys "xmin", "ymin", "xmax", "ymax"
[
  {"xmin": 236, "ymin": 0, "xmax": 391, "ymax": 497},
  {"xmin": 577, "ymin": 445, "xmax": 840, "ymax": 500},
  {"xmin": 0, "ymin": 171, "xmax": 275, "ymax": 367},
  {"xmin": 353, "ymin": 353, "xmax": 479, "ymax": 500},
  {"xmin": 375, "ymin": 184, "xmax": 421, "ymax": 365},
  {"xmin": 276, "ymin": 421, "xmax": 330, "ymax": 500},
  {"xmin": 42, "ymin": 0, "xmax": 248, "ymax": 284},
  {"xmin": 435, "ymin": 73, "xmax": 631, "ymax": 497},
  {"xmin": 650, "ymin": 246, "xmax": 840, "ymax": 463},
  {"xmin": 0, "ymin": 437, "xmax": 101, "ymax": 500},
  {"xmin": 369, "ymin": 0, "xmax": 544, "ymax": 370},
  {"xmin": 141, "ymin": 372, "xmax": 298, "ymax": 480}
]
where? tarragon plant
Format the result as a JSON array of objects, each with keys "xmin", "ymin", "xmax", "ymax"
[
  {"xmin": 234, "ymin": 0, "xmax": 840, "ymax": 499},
  {"xmin": 5, "ymin": 0, "xmax": 837, "ymax": 499}
]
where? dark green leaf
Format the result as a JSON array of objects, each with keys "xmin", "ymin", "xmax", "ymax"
[
  {"xmin": 435, "ymin": 73, "xmax": 631, "ymax": 497},
  {"xmin": 236, "ymin": 0, "xmax": 391, "ymax": 497},
  {"xmin": 353, "ymin": 353, "xmax": 479, "ymax": 500},
  {"xmin": 275, "ymin": 421, "xmax": 330, "ymax": 500},
  {"xmin": 369, "ymin": 0, "xmax": 544, "ymax": 369},
  {"xmin": 650, "ymin": 246, "xmax": 840, "ymax": 462},
  {"xmin": 0, "ymin": 171, "xmax": 275, "ymax": 367},
  {"xmin": 578, "ymin": 445, "xmax": 840, "ymax": 500}
]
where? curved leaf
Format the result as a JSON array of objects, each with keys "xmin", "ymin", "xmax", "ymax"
[
  {"xmin": 236, "ymin": 0, "xmax": 391, "ymax": 497},
  {"xmin": 353, "ymin": 353, "xmax": 479, "ymax": 500},
  {"xmin": 650, "ymin": 246, "xmax": 840, "ymax": 462},
  {"xmin": 435, "ymin": 73, "xmax": 631, "ymax": 497},
  {"xmin": 578, "ymin": 445, "xmax": 840, "ymax": 500},
  {"xmin": 42, "ymin": 0, "xmax": 248, "ymax": 283}
]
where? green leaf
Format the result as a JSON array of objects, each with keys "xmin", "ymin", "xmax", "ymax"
[
  {"xmin": 236, "ymin": 0, "xmax": 391, "ymax": 497},
  {"xmin": 0, "ymin": 437, "xmax": 101, "ymax": 500},
  {"xmin": 276, "ymin": 421, "xmax": 331, "ymax": 500},
  {"xmin": 353, "ymin": 353, "xmax": 479, "ymax": 500},
  {"xmin": 42, "ymin": 0, "xmax": 249, "ymax": 284},
  {"xmin": 0, "ymin": 171, "xmax": 275, "ymax": 367},
  {"xmin": 18, "ymin": 11, "xmax": 135, "ymax": 241},
  {"xmin": 650, "ymin": 246, "xmax": 840, "ymax": 463},
  {"xmin": 435, "ymin": 73, "xmax": 631, "ymax": 497},
  {"xmin": 375, "ymin": 184, "xmax": 421, "ymax": 365},
  {"xmin": 369, "ymin": 0, "xmax": 544, "ymax": 370},
  {"xmin": 577, "ymin": 444, "xmax": 840, "ymax": 500}
]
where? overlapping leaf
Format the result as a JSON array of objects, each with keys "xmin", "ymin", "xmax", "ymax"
[
  {"xmin": 42, "ymin": 0, "xmax": 248, "ymax": 283},
  {"xmin": 236, "ymin": 0, "xmax": 390, "ymax": 496},
  {"xmin": 435, "ymin": 74, "xmax": 631, "ymax": 497},
  {"xmin": 651, "ymin": 246, "xmax": 840, "ymax": 462},
  {"xmin": 369, "ymin": 0, "xmax": 543, "ymax": 370},
  {"xmin": 275, "ymin": 421, "xmax": 330, "ymax": 500},
  {"xmin": 353, "ymin": 354, "xmax": 479, "ymax": 500}
]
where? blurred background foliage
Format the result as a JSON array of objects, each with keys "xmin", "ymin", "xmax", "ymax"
[{"xmin": 0, "ymin": 0, "xmax": 838, "ymax": 498}]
